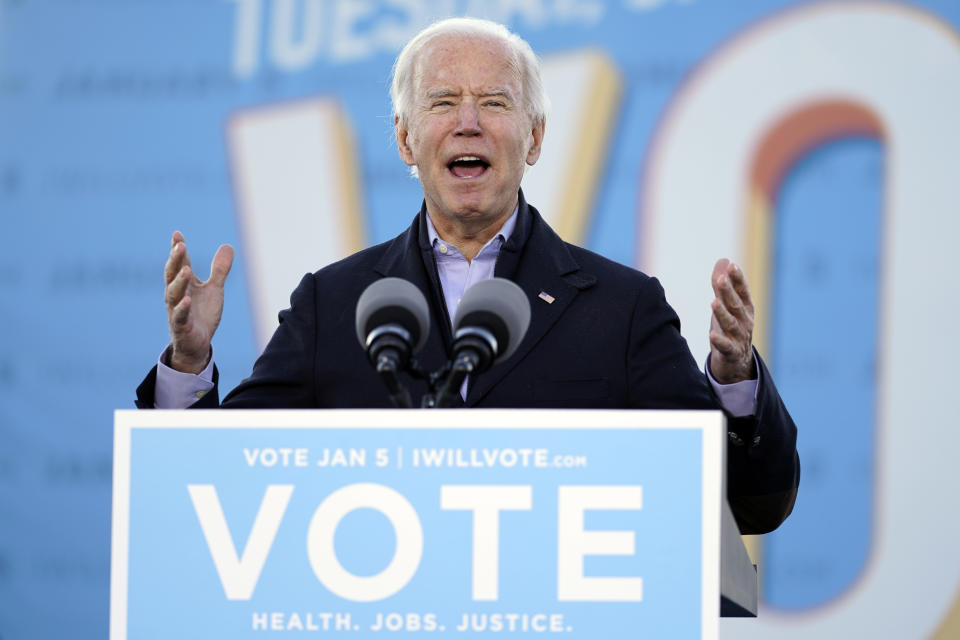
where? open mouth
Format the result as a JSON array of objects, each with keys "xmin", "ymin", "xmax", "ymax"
[{"xmin": 448, "ymin": 155, "xmax": 490, "ymax": 179}]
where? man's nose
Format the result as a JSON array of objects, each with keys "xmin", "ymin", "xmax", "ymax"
[{"xmin": 454, "ymin": 101, "xmax": 481, "ymax": 135}]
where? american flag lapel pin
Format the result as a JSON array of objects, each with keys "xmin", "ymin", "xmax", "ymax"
[{"xmin": 538, "ymin": 291, "xmax": 555, "ymax": 304}]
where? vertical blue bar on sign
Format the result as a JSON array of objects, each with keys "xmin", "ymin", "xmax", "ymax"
[{"xmin": 764, "ymin": 138, "xmax": 881, "ymax": 608}]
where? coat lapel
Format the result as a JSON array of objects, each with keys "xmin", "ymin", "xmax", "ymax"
[{"xmin": 465, "ymin": 195, "xmax": 596, "ymax": 406}]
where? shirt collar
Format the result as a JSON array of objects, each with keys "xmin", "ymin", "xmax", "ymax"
[{"xmin": 425, "ymin": 205, "xmax": 519, "ymax": 254}]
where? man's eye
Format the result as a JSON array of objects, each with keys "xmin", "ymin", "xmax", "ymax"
[{"xmin": 433, "ymin": 100, "xmax": 453, "ymax": 107}]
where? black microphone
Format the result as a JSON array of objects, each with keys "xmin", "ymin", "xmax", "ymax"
[
  {"xmin": 434, "ymin": 278, "xmax": 531, "ymax": 407},
  {"xmin": 355, "ymin": 278, "xmax": 431, "ymax": 408}
]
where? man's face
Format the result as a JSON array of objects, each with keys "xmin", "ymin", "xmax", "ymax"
[{"xmin": 395, "ymin": 35, "xmax": 544, "ymax": 234}]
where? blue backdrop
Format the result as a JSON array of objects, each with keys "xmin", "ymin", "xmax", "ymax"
[{"xmin": 2, "ymin": 1, "xmax": 959, "ymax": 638}]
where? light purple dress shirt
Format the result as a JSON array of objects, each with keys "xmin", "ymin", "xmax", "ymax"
[
  {"xmin": 155, "ymin": 208, "xmax": 758, "ymax": 413},
  {"xmin": 425, "ymin": 208, "xmax": 517, "ymax": 399}
]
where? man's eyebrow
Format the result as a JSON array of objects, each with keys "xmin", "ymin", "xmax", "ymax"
[
  {"xmin": 425, "ymin": 88, "xmax": 459, "ymax": 100},
  {"xmin": 423, "ymin": 88, "xmax": 514, "ymax": 100}
]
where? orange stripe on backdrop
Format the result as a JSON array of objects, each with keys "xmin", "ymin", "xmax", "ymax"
[
  {"xmin": 742, "ymin": 99, "xmax": 884, "ymax": 600},
  {"xmin": 747, "ymin": 100, "xmax": 884, "ymax": 358}
]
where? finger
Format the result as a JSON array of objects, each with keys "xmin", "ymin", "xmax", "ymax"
[
  {"xmin": 165, "ymin": 264, "xmax": 192, "ymax": 308},
  {"xmin": 171, "ymin": 232, "xmax": 193, "ymax": 270},
  {"xmin": 725, "ymin": 262, "xmax": 754, "ymax": 310},
  {"xmin": 709, "ymin": 329, "xmax": 736, "ymax": 356},
  {"xmin": 170, "ymin": 294, "xmax": 192, "ymax": 328},
  {"xmin": 164, "ymin": 241, "xmax": 183, "ymax": 285},
  {"xmin": 164, "ymin": 239, "xmax": 194, "ymax": 285},
  {"xmin": 717, "ymin": 273, "xmax": 748, "ymax": 320},
  {"xmin": 711, "ymin": 297, "xmax": 742, "ymax": 337},
  {"xmin": 208, "ymin": 244, "xmax": 234, "ymax": 287},
  {"xmin": 711, "ymin": 258, "xmax": 731, "ymax": 298}
]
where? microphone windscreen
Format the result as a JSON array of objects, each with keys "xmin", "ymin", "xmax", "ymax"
[
  {"xmin": 453, "ymin": 278, "xmax": 531, "ymax": 363},
  {"xmin": 355, "ymin": 278, "xmax": 431, "ymax": 353}
]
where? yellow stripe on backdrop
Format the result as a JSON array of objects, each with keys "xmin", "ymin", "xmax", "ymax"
[
  {"xmin": 741, "ymin": 188, "xmax": 773, "ymax": 587},
  {"xmin": 932, "ymin": 587, "xmax": 960, "ymax": 639},
  {"xmin": 227, "ymin": 98, "xmax": 368, "ymax": 350},
  {"xmin": 522, "ymin": 50, "xmax": 622, "ymax": 245}
]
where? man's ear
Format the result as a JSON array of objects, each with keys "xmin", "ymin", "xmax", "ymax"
[
  {"xmin": 395, "ymin": 115, "xmax": 416, "ymax": 166},
  {"xmin": 526, "ymin": 118, "xmax": 545, "ymax": 166}
]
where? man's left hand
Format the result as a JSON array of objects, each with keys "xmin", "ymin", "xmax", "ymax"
[{"xmin": 708, "ymin": 258, "xmax": 758, "ymax": 384}]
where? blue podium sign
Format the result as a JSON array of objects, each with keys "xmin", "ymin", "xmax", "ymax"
[{"xmin": 111, "ymin": 410, "xmax": 724, "ymax": 639}]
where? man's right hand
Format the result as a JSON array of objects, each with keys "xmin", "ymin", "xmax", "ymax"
[{"xmin": 164, "ymin": 231, "xmax": 234, "ymax": 374}]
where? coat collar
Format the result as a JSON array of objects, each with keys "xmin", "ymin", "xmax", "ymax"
[
  {"xmin": 470, "ymin": 190, "xmax": 597, "ymax": 405},
  {"xmin": 372, "ymin": 189, "xmax": 598, "ymax": 407}
]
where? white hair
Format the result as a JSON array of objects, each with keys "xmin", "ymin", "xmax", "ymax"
[{"xmin": 390, "ymin": 17, "xmax": 549, "ymax": 129}]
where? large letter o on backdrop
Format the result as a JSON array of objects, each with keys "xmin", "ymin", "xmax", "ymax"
[{"xmin": 642, "ymin": 3, "xmax": 960, "ymax": 637}]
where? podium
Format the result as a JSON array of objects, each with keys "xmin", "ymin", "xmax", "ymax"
[{"xmin": 111, "ymin": 409, "xmax": 756, "ymax": 639}]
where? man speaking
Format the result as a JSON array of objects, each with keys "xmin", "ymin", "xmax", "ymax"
[{"xmin": 136, "ymin": 18, "xmax": 799, "ymax": 534}]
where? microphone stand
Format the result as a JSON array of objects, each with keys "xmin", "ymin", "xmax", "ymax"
[
  {"xmin": 374, "ymin": 357, "xmax": 413, "ymax": 408},
  {"xmin": 415, "ymin": 362, "xmax": 448, "ymax": 408},
  {"xmin": 370, "ymin": 356, "xmax": 454, "ymax": 409},
  {"xmin": 421, "ymin": 329, "xmax": 496, "ymax": 408},
  {"xmin": 370, "ymin": 329, "xmax": 498, "ymax": 409},
  {"xmin": 375, "ymin": 358, "xmax": 446, "ymax": 409},
  {"xmin": 430, "ymin": 358, "xmax": 472, "ymax": 408}
]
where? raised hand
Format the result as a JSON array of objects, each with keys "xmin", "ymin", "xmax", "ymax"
[
  {"xmin": 164, "ymin": 231, "xmax": 234, "ymax": 373},
  {"xmin": 708, "ymin": 258, "xmax": 758, "ymax": 384}
]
